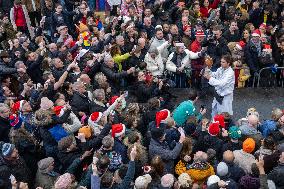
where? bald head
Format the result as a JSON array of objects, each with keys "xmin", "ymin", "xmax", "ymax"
[
  {"xmin": 248, "ymin": 115, "xmax": 259, "ymax": 127},
  {"xmin": 223, "ymin": 150, "xmax": 234, "ymax": 163},
  {"xmin": 194, "ymin": 151, "xmax": 208, "ymax": 162}
]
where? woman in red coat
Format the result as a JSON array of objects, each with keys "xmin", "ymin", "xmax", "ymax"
[{"xmin": 200, "ymin": 0, "xmax": 221, "ymax": 18}]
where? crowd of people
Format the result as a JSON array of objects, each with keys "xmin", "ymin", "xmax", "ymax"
[{"xmin": 0, "ymin": 0, "xmax": 284, "ymax": 188}]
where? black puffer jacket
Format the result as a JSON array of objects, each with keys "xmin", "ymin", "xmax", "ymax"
[{"xmin": 0, "ymin": 155, "xmax": 32, "ymax": 188}]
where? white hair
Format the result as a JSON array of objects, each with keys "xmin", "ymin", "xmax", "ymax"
[{"xmin": 161, "ymin": 174, "xmax": 175, "ymax": 188}]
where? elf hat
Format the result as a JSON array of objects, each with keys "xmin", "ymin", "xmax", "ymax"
[
  {"xmin": 156, "ymin": 109, "xmax": 171, "ymax": 128},
  {"xmin": 112, "ymin": 123, "xmax": 126, "ymax": 138}
]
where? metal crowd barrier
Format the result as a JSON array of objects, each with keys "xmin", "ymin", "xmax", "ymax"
[{"xmin": 256, "ymin": 67, "xmax": 284, "ymax": 88}]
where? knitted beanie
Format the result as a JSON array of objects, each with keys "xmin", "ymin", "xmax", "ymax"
[
  {"xmin": 2, "ymin": 143, "xmax": 15, "ymax": 157},
  {"xmin": 243, "ymin": 138, "xmax": 256, "ymax": 153},
  {"xmin": 217, "ymin": 162, "xmax": 229, "ymax": 177}
]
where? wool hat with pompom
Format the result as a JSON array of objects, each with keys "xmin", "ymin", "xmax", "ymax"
[
  {"xmin": 156, "ymin": 109, "xmax": 170, "ymax": 128},
  {"xmin": 228, "ymin": 126, "xmax": 242, "ymax": 140},
  {"xmin": 111, "ymin": 123, "xmax": 126, "ymax": 138},
  {"xmin": 208, "ymin": 122, "xmax": 220, "ymax": 136},
  {"xmin": 243, "ymin": 138, "xmax": 256, "ymax": 153},
  {"xmin": 214, "ymin": 114, "xmax": 225, "ymax": 128}
]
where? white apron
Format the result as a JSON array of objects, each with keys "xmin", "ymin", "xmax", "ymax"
[{"xmin": 209, "ymin": 67, "xmax": 235, "ymax": 117}]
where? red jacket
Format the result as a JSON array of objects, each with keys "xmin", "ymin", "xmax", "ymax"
[
  {"xmin": 14, "ymin": 5, "xmax": 26, "ymax": 27},
  {"xmin": 200, "ymin": 0, "xmax": 220, "ymax": 18}
]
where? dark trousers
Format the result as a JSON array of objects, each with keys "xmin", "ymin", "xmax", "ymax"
[{"xmin": 28, "ymin": 11, "xmax": 41, "ymax": 27}]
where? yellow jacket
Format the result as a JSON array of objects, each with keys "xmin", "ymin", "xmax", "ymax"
[
  {"xmin": 238, "ymin": 64, "xmax": 250, "ymax": 88},
  {"xmin": 113, "ymin": 53, "xmax": 131, "ymax": 72},
  {"xmin": 175, "ymin": 160, "xmax": 215, "ymax": 184}
]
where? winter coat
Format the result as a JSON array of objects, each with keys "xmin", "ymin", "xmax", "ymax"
[
  {"xmin": 21, "ymin": 0, "xmax": 41, "ymax": 13},
  {"xmin": 114, "ymin": 138, "xmax": 128, "ymax": 164},
  {"xmin": 166, "ymin": 49, "xmax": 200, "ymax": 73},
  {"xmin": 0, "ymin": 116, "xmax": 11, "ymax": 143},
  {"xmin": 57, "ymin": 148, "xmax": 84, "ymax": 172},
  {"xmin": 62, "ymin": 111, "xmax": 82, "ymax": 134},
  {"xmin": 239, "ymin": 124, "xmax": 262, "ymax": 149},
  {"xmin": 200, "ymin": 0, "xmax": 220, "ymax": 18},
  {"xmin": 9, "ymin": 127, "xmax": 43, "ymax": 178},
  {"xmin": 187, "ymin": 161, "xmax": 215, "ymax": 184},
  {"xmin": 101, "ymin": 63, "xmax": 128, "ymax": 93},
  {"xmin": 10, "ymin": 5, "xmax": 34, "ymax": 38},
  {"xmin": 233, "ymin": 149, "xmax": 256, "ymax": 174},
  {"xmin": 25, "ymin": 55, "xmax": 44, "ymax": 84},
  {"xmin": 134, "ymin": 81, "xmax": 159, "ymax": 103},
  {"xmin": 35, "ymin": 170, "xmax": 60, "ymax": 189},
  {"xmin": 149, "ymin": 138, "xmax": 183, "ymax": 173},
  {"xmin": 244, "ymin": 41, "xmax": 262, "ymax": 74},
  {"xmin": 268, "ymin": 163, "xmax": 284, "ymax": 188},
  {"xmin": 225, "ymin": 161, "xmax": 245, "ymax": 183},
  {"xmin": 71, "ymin": 91, "xmax": 93, "ymax": 116},
  {"xmin": 113, "ymin": 53, "xmax": 131, "ymax": 72},
  {"xmin": 207, "ymin": 37, "xmax": 230, "ymax": 69},
  {"xmin": 145, "ymin": 41, "xmax": 169, "ymax": 77},
  {"xmin": 0, "ymin": 155, "xmax": 32, "ymax": 187},
  {"xmin": 0, "ymin": 60, "xmax": 17, "ymax": 79},
  {"xmin": 239, "ymin": 174, "xmax": 260, "ymax": 189},
  {"xmin": 221, "ymin": 140, "xmax": 243, "ymax": 154}
]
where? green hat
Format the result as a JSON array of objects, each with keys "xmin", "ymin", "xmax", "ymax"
[{"xmin": 228, "ymin": 126, "xmax": 241, "ymax": 140}]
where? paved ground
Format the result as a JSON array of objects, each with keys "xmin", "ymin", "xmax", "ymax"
[{"xmin": 170, "ymin": 87, "xmax": 284, "ymax": 120}]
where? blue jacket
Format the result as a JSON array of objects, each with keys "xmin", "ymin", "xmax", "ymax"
[{"xmin": 114, "ymin": 138, "xmax": 128, "ymax": 164}]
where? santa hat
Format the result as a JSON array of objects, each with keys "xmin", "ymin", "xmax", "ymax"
[
  {"xmin": 252, "ymin": 29, "xmax": 261, "ymax": 37},
  {"xmin": 195, "ymin": 30, "xmax": 205, "ymax": 37},
  {"xmin": 111, "ymin": 123, "xmax": 126, "ymax": 138},
  {"xmin": 208, "ymin": 122, "xmax": 220, "ymax": 136},
  {"xmin": 88, "ymin": 112, "xmax": 103, "ymax": 126},
  {"xmin": 236, "ymin": 41, "xmax": 246, "ymax": 50},
  {"xmin": 263, "ymin": 44, "xmax": 272, "ymax": 53},
  {"xmin": 109, "ymin": 96, "xmax": 119, "ymax": 105},
  {"xmin": 213, "ymin": 114, "xmax": 225, "ymax": 128},
  {"xmin": 12, "ymin": 100, "xmax": 24, "ymax": 113},
  {"xmin": 156, "ymin": 109, "xmax": 171, "ymax": 128},
  {"xmin": 9, "ymin": 114, "xmax": 23, "ymax": 129},
  {"xmin": 54, "ymin": 106, "xmax": 65, "ymax": 117}
]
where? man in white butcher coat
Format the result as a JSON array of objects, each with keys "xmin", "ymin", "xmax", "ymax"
[{"xmin": 204, "ymin": 55, "xmax": 235, "ymax": 117}]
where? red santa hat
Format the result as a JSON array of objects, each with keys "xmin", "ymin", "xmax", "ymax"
[
  {"xmin": 109, "ymin": 96, "xmax": 119, "ymax": 105},
  {"xmin": 112, "ymin": 123, "xmax": 126, "ymax": 138},
  {"xmin": 12, "ymin": 100, "xmax": 24, "ymax": 114},
  {"xmin": 236, "ymin": 41, "xmax": 246, "ymax": 50},
  {"xmin": 263, "ymin": 44, "xmax": 272, "ymax": 53},
  {"xmin": 252, "ymin": 29, "xmax": 261, "ymax": 37},
  {"xmin": 156, "ymin": 109, "xmax": 171, "ymax": 128},
  {"xmin": 195, "ymin": 30, "xmax": 205, "ymax": 37},
  {"xmin": 54, "ymin": 106, "xmax": 65, "ymax": 117},
  {"xmin": 88, "ymin": 112, "xmax": 103, "ymax": 126},
  {"xmin": 214, "ymin": 114, "xmax": 225, "ymax": 128},
  {"xmin": 208, "ymin": 122, "xmax": 220, "ymax": 136}
]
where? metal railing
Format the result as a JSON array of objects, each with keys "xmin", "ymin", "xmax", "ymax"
[{"xmin": 256, "ymin": 67, "xmax": 284, "ymax": 87}]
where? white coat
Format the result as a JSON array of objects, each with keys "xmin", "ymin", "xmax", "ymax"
[
  {"xmin": 166, "ymin": 49, "xmax": 200, "ymax": 72},
  {"xmin": 209, "ymin": 66, "xmax": 235, "ymax": 116},
  {"xmin": 144, "ymin": 41, "xmax": 169, "ymax": 77}
]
